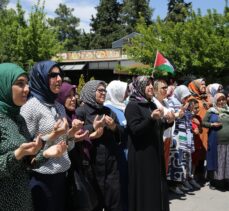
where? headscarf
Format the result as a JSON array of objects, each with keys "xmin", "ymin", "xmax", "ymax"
[
  {"xmin": 29, "ymin": 61, "xmax": 61, "ymax": 104},
  {"xmin": 209, "ymin": 93, "xmax": 229, "ymax": 115},
  {"xmin": 0, "ymin": 63, "xmax": 26, "ymax": 116},
  {"xmin": 57, "ymin": 82, "xmax": 76, "ymax": 126},
  {"xmin": 130, "ymin": 76, "xmax": 153, "ymax": 102},
  {"xmin": 188, "ymin": 78, "xmax": 207, "ymax": 99},
  {"xmin": 80, "ymin": 80, "xmax": 106, "ymax": 109},
  {"xmin": 207, "ymin": 83, "xmax": 221, "ymax": 97},
  {"xmin": 105, "ymin": 80, "xmax": 127, "ymax": 111},
  {"xmin": 174, "ymin": 85, "xmax": 191, "ymax": 103},
  {"xmin": 207, "ymin": 83, "xmax": 222, "ymax": 104}
]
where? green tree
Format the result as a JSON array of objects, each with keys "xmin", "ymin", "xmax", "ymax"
[
  {"xmin": 0, "ymin": 2, "xmax": 28, "ymax": 65},
  {"xmin": 48, "ymin": 3, "xmax": 81, "ymax": 51},
  {"xmin": 0, "ymin": 0, "xmax": 9, "ymax": 10},
  {"xmin": 124, "ymin": 11, "xmax": 229, "ymax": 80},
  {"xmin": 0, "ymin": 0, "xmax": 62, "ymax": 68},
  {"xmin": 121, "ymin": 0, "xmax": 153, "ymax": 33},
  {"xmin": 90, "ymin": 0, "xmax": 124, "ymax": 49},
  {"xmin": 78, "ymin": 31, "xmax": 93, "ymax": 50},
  {"xmin": 166, "ymin": 0, "xmax": 192, "ymax": 22}
]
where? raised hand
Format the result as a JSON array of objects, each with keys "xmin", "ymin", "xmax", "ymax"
[
  {"xmin": 53, "ymin": 118, "xmax": 69, "ymax": 137},
  {"xmin": 74, "ymin": 129, "xmax": 90, "ymax": 142},
  {"xmin": 89, "ymin": 127, "xmax": 104, "ymax": 140},
  {"xmin": 43, "ymin": 141, "xmax": 68, "ymax": 158},
  {"xmin": 68, "ymin": 119, "xmax": 84, "ymax": 138},
  {"xmin": 151, "ymin": 109, "xmax": 163, "ymax": 119},
  {"xmin": 164, "ymin": 111, "xmax": 175, "ymax": 123},
  {"xmin": 105, "ymin": 115, "xmax": 116, "ymax": 131},
  {"xmin": 14, "ymin": 135, "xmax": 42, "ymax": 160},
  {"xmin": 93, "ymin": 115, "xmax": 106, "ymax": 130}
]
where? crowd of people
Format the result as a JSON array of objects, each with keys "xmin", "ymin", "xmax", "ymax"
[{"xmin": 0, "ymin": 61, "xmax": 229, "ymax": 211}]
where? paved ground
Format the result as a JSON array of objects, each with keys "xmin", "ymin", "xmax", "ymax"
[{"xmin": 169, "ymin": 183, "xmax": 229, "ymax": 211}]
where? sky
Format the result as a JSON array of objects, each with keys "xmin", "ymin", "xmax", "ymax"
[{"xmin": 8, "ymin": 0, "xmax": 226, "ymax": 32}]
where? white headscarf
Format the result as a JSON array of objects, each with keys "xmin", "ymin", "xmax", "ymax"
[
  {"xmin": 105, "ymin": 80, "xmax": 127, "ymax": 111},
  {"xmin": 174, "ymin": 85, "xmax": 191, "ymax": 103}
]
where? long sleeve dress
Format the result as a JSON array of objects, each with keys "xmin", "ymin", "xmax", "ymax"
[
  {"xmin": 76, "ymin": 103, "xmax": 122, "ymax": 211},
  {"xmin": 125, "ymin": 99, "xmax": 170, "ymax": 211},
  {"xmin": 0, "ymin": 113, "xmax": 33, "ymax": 211}
]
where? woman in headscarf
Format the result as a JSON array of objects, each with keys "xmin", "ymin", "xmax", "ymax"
[
  {"xmin": 76, "ymin": 80, "xmax": 122, "ymax": 211},
  {"xmin": 153, "ymin": 79, "xmax": 175, "ymax": 176},
  {"xmin": 20, "ymin": 61, "xmax": 81, "ymax": 211},
  {"xmin": 125, "ymin": 76, "xmax": 172, "ymax": 211},
  {"xmin": 188, "ymin": 78, "xmax": 210, "ymax": 182},
  {"xmin": 104, "ymin": 80, "xmax": 128, "ymax": 211},
  {"xmin": 0, "ymin": 63, "xmax": 42, "ymax": 210},
  {"xmin": 206, "ymin": 83, "xmax": 223, "ymax": 106},
  {"xmin": 202, "ymin": 93, "xmax": 229, "ymax": 190},
  {"xmin": 57, "ymin": 82, "xmax": 101, "ymax": 211},
  {"xmin": 167, "ymin": 85, "xmax": 195, "ymax": 194}
]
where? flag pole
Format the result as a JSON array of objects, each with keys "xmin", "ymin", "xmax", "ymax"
[
  {"xmin": 153, "ymin": 50, "xmax": 159, "ymax": 69},
  {"xmin": 152, "ymin": 50, "xmax": 158, "ymax": 78}
]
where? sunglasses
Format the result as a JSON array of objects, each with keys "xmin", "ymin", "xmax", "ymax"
[{"xmin": 48, "ymin": 72, "xmax": 64, "ymax": 78}]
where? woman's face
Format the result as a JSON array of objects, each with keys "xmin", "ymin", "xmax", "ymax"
[
  {"xmin": 199, "ymin": 80, "xmax": 206, "ymax": 93},
  {"xmin": 216, "ymin": 96, "xmax": 226, "ymax": 108},
  {"xmin": 96, "ymin": 84, "xmax": 107, "ymax": 105},
  {"xmin": 65, "ymin": 89, "xmax": 76, "ymax": 111},
  {"xmin": 49, "ymin": 67, "xmax": 63, "ymax": 94},
  {"xmin": 156, "ymin": 81, "xmax": 168, "ymax": 100},
  {"xmin": 145, "ymin": 81, "xmax": 154, "ymax": 100},
  {"xmin": 12, "ymin": 75, "xmax": 29, "ymax": 106}
]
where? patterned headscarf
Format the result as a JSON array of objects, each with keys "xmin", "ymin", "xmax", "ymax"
[
  {"xmin": 29, "ymin": 60, "xmax": 61, "ymax": 104},
  {"xmin": 0, "ymin": 63, "xmax": 26, "ymax": 116},
  {"xmin": 80, "ymin": 80, "xmax": 106, "ymax": 109},
  {"xmin": 57, "ymin": 82, "xmax": 76, "ymax": 126},
  {"xmin": 207, "ymin": 83, "xmax": 223, "ymax": 104},
  {"xmin": 188, "ymin": 78, "xmax": 207, "ymax": 99},
  {"xmin": 105, "ymin": 80, "xmax": 127, "ymax": 111},
  {"xmin": 130, "ymin": 76, "xmax": 153, "ymax": 102},
  {"xmin": 174, "ymin": 85, "xmax": 191, "ymax": 103}
]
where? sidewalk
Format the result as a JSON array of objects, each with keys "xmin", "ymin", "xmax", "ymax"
[{"xmin": 169, "ymin": 184, "xmax": 229, "ymax": 211}]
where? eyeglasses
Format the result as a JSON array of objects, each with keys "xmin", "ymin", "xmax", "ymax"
[
  {"xmin": 48, "ymin": 72, "xmax": 64, "ymax": 78},
  {"xmin": 96, "ymin": 88, "xmax": 107, "ymax": 94}
]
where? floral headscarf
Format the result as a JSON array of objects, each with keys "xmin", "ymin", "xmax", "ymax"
[
  {"xmin": 188, "ymin": 78, "xmax": 207, "ymax": 99},
  {"xmin": 130, "ymin": 76, "xmax": 153, "ymax": 102}
]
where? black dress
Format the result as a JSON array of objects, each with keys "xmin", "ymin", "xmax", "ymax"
[
  {"xmin": 76, "ymin": 103, "xmax": 122, "ymax": 211},
  {"xmin": 125, "ymin": 99, "xmax": 170, "ymax": 211}
]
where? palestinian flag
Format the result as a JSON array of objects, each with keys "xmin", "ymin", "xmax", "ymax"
[{"xmin": 154, "ymin": 51, "xmax": 175, "ymax": 74}]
